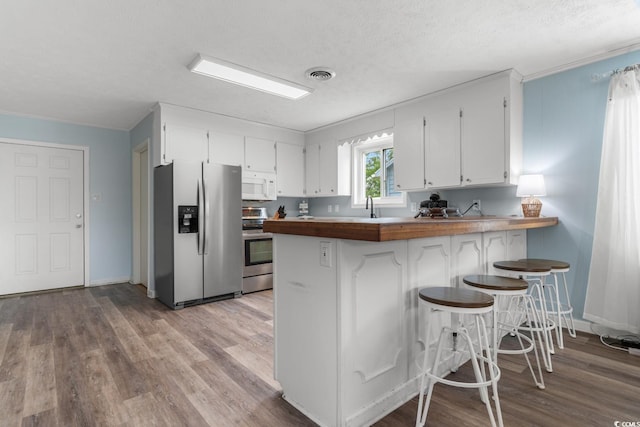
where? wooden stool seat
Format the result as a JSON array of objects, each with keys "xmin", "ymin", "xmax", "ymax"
[
  {"xmin": 419, "ymin": 286, "xmax": 494, "ymax": 310},
  {"xmin": 492, "ymin": 260, "xmax": 551, "ymax": 273},
  {"xmin": 463, "ymin": 275, "xmax": 528, "ymax": 292},
  {"xmin": 519, "ymin": 258, "xmax": 570, "ymax": 271}
]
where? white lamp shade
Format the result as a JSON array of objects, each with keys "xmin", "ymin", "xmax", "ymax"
[{"xmin": 516, "ymin": 174, "xmax": 547, "ymax": 197}]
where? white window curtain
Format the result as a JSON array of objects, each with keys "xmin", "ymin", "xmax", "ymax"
[{"xmin": 584, "ymin": 65, "xmax": 640, "ymax": 334}]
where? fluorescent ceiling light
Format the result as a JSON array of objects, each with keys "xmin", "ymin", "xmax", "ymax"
[{"xmin": 188, "ymin": 54, "xmax": 312, "ymax": 100}]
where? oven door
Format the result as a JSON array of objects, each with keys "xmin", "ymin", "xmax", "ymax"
[{"xmin": 242, "ymin": 232, "xmax": 273, "ymax": 277}]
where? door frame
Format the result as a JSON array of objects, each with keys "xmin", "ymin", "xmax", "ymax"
[
  {"xmin": 0, "ymin": 137, "xmax": 90, "ymax": 287},
  {"xmin": 132, "ymin": 138, "xmax": 153, "ymax": 296}
]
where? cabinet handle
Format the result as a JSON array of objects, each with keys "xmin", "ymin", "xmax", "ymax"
[
  {"xmin": 427, "ymin": 181, "xmax": 433, "ymax": 186},
  {"xmin": 247, "ymin": 165, "xmax": 251, "ymax": 169},
  {"xmin": 466, "ymin": 178, "xmax": 471, "ymax": 182},
  {"xmin": 331, "ymin": 189, "xmax": 334, "ymax": 192},
  {"xmin": 396, "ymin": 184, "xmax": 401, "ymax": 188}
]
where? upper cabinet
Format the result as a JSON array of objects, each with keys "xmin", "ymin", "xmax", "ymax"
[
  {"xmin": 276, "ymin": 142, "xmax": 305, "ymax": 197},
  {"xmin": 393, "ymin": 70, "xmax": 523, "ymax": 191},
  {"xmin": 162, "ymin": 123, "xmax": 209, "ymax": 164},
  {"xmin": 244, "ymin": 137, "xmax": 276, "ymax": 173},
  {"xmin": 209, "ymin": 131, "xmax": 244, "ymax": 166},
  {"xmin": 305, "ymin": 138, "xmax": 350, "ymax": 197}
]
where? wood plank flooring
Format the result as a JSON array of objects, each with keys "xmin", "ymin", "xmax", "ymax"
[{"xmin": 0, "ymin": 283, "xmax": 638, "ymax": 426}]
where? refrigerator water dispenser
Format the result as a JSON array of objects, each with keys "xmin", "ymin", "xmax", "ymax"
[{"xmin": 178, "ymin": 205, "xmax": 199, "ymax": 233}]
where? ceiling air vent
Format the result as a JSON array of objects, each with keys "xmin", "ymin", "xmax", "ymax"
[{"xmin": 305, "ymin": 67, "xmax": 336, "ymax": 81}]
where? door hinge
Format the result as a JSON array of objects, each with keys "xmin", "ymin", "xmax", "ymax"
[
  {"xmin": 503, "ymin": 98, "xmax": 507, "ymax": 108},
  {"xmin": 423, "ymin": 117, "xmax": 427, "ymax": 126},
  {"xmin": 460, "ymin": 175, "xmax": 463, "ymax": 183},
  {"xmin": 162, "ymin": 124, "xmax": 166, "ymax": 132},
  {"xmin": 424, "ymin": 178, "xmax": 427, "ymax": 185},
  {"xmin": 459, "ymin": 109, "xmax": 463, "ymax": 118},
  {"xmin": 504, "ymin": 171, "xmax": 507, "ymax": 179}
]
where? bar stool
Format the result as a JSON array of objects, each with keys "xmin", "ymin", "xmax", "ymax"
[
  {"xmin": 416, "ymin": 287, "xmax": 503, "ymax": 427},
  {"xmin": 463, "ymin": 275, "xmax": 546, "ymax": 390},
  {"xmin": 492, "ymin": 260, "xmax": 555, "ymax": 373},
  {"xmin": 519, "ymin": 258, "xmax": 576, "ymax": 349}
]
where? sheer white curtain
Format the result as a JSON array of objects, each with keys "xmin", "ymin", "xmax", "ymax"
[{"xmin": 584, "ymin": 65, "xmax": 640, "ymax": 334}]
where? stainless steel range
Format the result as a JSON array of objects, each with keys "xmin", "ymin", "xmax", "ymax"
[{"xmin": 241, "ymin": 207, "xmax": 273, "ymax": 293}]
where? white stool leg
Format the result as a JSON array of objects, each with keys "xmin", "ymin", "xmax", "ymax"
[
  {"xmin": 560, "ymin": 271, "xmax": 577, "ymax": 338},
  {"xmin": 528, "ymin": 281, "xmax": 554, "ymax": 373}
]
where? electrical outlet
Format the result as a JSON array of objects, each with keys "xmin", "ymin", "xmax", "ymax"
[
  {"xmin": 328, "ymin": 205, "xmax": 332, "ymax": 213},
  {"xmin": 473, "ymin": 199, "xmax": 481, "ymax": 211},
  {"xmin": 335, "ymin": 204, "xmax": 340, "ymax": 213},
  {"xmin": 320, "ymin": 242, "xmax": 332, "ymax": 267}
]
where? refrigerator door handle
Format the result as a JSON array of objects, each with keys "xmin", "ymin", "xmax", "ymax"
[
  {"xmin": 197, "ymin": 178, "xmax": 204, "ymax": 255},
  {"xmin": 203, "ymin": 172, "xmax": 210, "ymax": 255}
]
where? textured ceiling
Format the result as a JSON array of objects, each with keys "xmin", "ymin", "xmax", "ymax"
[{"xmin": 1, "ymin": 1, "xmax": 640, "ymax": 132}]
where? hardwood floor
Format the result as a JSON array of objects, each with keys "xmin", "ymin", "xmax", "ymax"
[{"xmin": 0, "ymin": 283, "xmax": 638, "ymax": 426}]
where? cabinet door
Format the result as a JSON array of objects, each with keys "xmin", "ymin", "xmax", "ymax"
[
  {"xmin": 318, "ymin": 141, "xmax": 338, "ymax": 196},
  {"xmin": 483, "ymin": 231, "xmax": 507, "ymax": 275},
  {"xmin": 276, "ymin": 142, "xmax": 305, "ymax": 197},
  {"xmin": 394, "ymin": 103, "xmax": 426, "ymax": 191},
  {"xmin": 305, "ymin": 143, "xmax": 320, "ymax": 196},
  {"xmin": 460, "ymin": 78, "xmax": 507, "ymax": 186},
  {"xmin": 425, "ymin": 96, "xmax": 461, "ymax": 188},
  {"xmin": 209, "ymin": 131, "xmax": 244, "ymax": 166},
  {"xmin": 451, "ymin": 233, "xmax": 483, "ymax": 287},
  {"xmin": 163, "ymin": 123, "xmax": 208, "ymax": 164},
  {"xmin": 245, "ymin": 136, "xmax": 276, "ymax": 173}
]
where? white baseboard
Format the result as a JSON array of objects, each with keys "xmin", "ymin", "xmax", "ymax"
[
  {"xmin": 88, "ymin": 277, "xmax": 131, "ymax": 287},
  {"xmin": 573, "ymin": 319, "xmax": 593, "ymax": 334}
]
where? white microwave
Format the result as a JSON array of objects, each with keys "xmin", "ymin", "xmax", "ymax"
[{"xmin": 242, "ymin": 171, "xmax": 277, "ymax": 200}]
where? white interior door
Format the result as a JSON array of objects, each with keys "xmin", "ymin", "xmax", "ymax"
[{"xmin": 0, "ymin": 142, "xmax": 85, "ymax": 295}]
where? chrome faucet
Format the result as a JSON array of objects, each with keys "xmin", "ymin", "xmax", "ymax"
[{"xmin": 365, "ymin": 196, "xmax": 376, "ymax": 218}]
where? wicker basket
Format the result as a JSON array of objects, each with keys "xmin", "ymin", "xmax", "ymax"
[{"xmin": 521, "ymin": 198, "xmax": 542, "ymax": 217}]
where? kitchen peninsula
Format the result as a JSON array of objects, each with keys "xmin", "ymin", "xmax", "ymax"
[{"xmin": 264, "ymin": 216, "xmax": 557, "ymax": 427}]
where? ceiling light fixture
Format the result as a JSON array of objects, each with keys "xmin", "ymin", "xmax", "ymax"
[{"xmin": 188, "ymin": 54, "xmax": 313, "ymax": 100}]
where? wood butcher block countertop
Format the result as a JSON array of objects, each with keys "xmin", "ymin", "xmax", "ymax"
[{"xmin": 263, "ymin": 216, "xmax": 558, "ymax": 242}]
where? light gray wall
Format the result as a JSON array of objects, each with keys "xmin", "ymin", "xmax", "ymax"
[{"xmin": 0, "ymin": 113, "xmax": 132, "ymax": 284}]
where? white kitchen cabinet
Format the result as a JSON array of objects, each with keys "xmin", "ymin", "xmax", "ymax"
[
  {"xmin": 393, "ymin": 70, "xmax": 522, "ymax": 191},
  {"xmin": 208, "ymin": 131, "xmax": 244, "ymax": 166},
  {"xmin": 393, "ymin": 101, "xmax": 426, "ymax": 191},
  {"xmin": 276, "ymin": 142, "xmax": 305, "ymax": 197},
  {"xmin": 425, "ymin": 95, "xmax": 461, "ymax": 188},
  {"xmin": 460, "ymin": 77, "xmax": 508, "ymax": 186},
  {"xmin": 244, "ymin": 136, "xmax": 276, "ymax": 173},
  {"xmin": 162, "ymin": 123, "xmax": 209, "ymax": 164},
  {"xmin": 305, "ymin": 140, "xmax": 350, "ymax": 197}
]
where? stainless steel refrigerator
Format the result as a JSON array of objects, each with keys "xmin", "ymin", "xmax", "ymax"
[{"xmin": 154, "ymin": 161, "xmax": 242, "ymax": 309}]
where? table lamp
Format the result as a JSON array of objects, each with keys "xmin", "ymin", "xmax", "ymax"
[{"xmin": 516, "ymin": 174, "xmax": 546, "ymax": 217}]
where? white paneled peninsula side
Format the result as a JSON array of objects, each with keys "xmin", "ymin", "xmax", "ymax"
[{"xmin": 264, "ymin": 216, "xmax": 557, "ymax": 427}]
